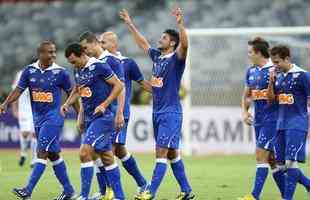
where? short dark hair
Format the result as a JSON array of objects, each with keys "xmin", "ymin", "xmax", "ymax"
[
  {"xmin": 248, "ymin": 37, "xmax": 270, "ymax": 58},
  {"xmin": 163, "ymin": 29, "xmax": 179, "ymax": 50},
  {"xmin": 65, "ymin": 43, "xmax": 84, "ymax": 58},
  {"xmin": 270, "ymin": 45, "xmax": 291, "ymax": 59},
  {"xmin": 37, "ymin": 40, "xmax": 55, "ymax": 54},
  {"xmin": 79, "ymin": 31, "xmax": 98, "ymax": 43}
]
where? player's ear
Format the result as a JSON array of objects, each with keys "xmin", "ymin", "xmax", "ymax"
[{"xmin": 170, "ymin": 41, "xmax": 176, "ymax": 47}]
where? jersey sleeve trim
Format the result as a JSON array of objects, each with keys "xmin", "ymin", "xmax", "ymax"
[
  {"xmin": 104, "ymin": 73, "xmax": 114, "ymax": 80},
  {"xmin": 16, "ymin": 85, "xmax": 26, "ymax": 90}
]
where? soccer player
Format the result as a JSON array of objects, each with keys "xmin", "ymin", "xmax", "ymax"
[
  {"xmin": 99, "ymin": 31, "xmax": 152, "ymax": 192},
  {"xmin": 267, "ymin": 45, "xmax": 310, "ymax": 200},
  {"xmin": 120, "ymin": 8, "xmax": 194, "ymax": 200},
  {"xmin": 239, "ymin": 37, "xmax": 285, "ymax": 200},
  {"xmin": 11, "ymin": 70, "xmax": 37, "ymax": 167},
  {"xmin": 63, "ymin": 43, "xmax": 125, "ymax": 200},
  {"xmin": 0, "ymin": 41, "xmax": 76, "ymax": 200},
  {"xmin": 79, "ymin": 31, "xmax": 125, "ymax": 200}
]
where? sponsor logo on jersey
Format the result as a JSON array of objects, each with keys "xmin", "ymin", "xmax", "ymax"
[
  {"xmin": 89, "ymin": 65, "xmax": 95, "ymax": 71},
  {"xmin": 150, "ymin": 76, "xmax": 163, "ymax": 88},
  {"xmin": 32, "ymin": 91, "xmax": 53, "ymax": 103},
  {"xmin": 79, "ymin": 86, "xmax": 92, "ymax": 98},
  {"xmin": 251, "ymin": 89, "xmax": 268, "ymax": 100},
  {"xmin": 278, "ymin": 93, "xmax": 294, "ymax": 104}
]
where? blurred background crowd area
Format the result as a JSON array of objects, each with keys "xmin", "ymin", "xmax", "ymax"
[{"xmin": 0, "ymin": 0, "xmax": 310, "ymax": 105}]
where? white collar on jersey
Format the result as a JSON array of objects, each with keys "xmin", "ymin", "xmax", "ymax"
[
  {"xmin": 83, "ymin": 57, "xmax": 100, "ymax": 70},
  {"xmin": 98, "ymin": 50, "xmax": 119, "ymax": 60},
  {"xmin": 257, "ymin": 59, "xmax": 273, "ymax": 70},
  {"xmin": 159, "ymin": 51, "xmax": 175, "ymax": 59},
  {"xmin": 31, "ymin": 60, "xmax": 63, "ymax": 71},
  {"xmin": 287, "ymin": 64, "xmax": 306, "ymax": 73},
  {"xmin": 115, "ymin": 51, "xmax": 128, "ymax": 60}
]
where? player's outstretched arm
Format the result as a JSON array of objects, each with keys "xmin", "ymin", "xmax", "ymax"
[
  {"xmin": 94, "ymin": 75, "xmax": 123, "ymax": 115},
  {"xmin": 61, "ymin": 86, "xmax": 80, "ymax": 116},
  {"xmin": 115, "ymin": 83, "xmax": 125, "ymax": 131},
  {"xmin": 65, "ymin": 88, "xmax": 81, "ymax": 114},
  {"xmin": 241, "ymin": 86, "xmax": 253, "ymax": 126},
  {"xmin": 140, "ymin": 80, "xmax": 152, "ymax": 93},
  {"xmin": 119, "ymin": 9, "xmax": 151, "ymax": 55},
  {"xmin": 77, "ymin": 99, "xmax": 84, "ymax": 135},
  {"xmin": 174, "ymin": 8, "xmax": 188, "ymax": 60},
  {"xmin": 0, "ymin": 87, "xmax": 23, "ymax": 114}
]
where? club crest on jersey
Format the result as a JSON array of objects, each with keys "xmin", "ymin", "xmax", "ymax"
[
  {"xmin": 29, "ymin": 68, "xmax": 37, "ymax": 74},
  {"xmin": 52, "ymin": 69, "xmax": 61, "ymax": 75},
  {"xmin": 32, "ymin": 91, "xmax": 53, "ymax": 103},
  {"xmin": 249, "ymin": 76, "xmax": 254, "ymax": 81},
  {"xmin": 278, "ymin": 93, "xmax": 294, "ymax": 104},
  {"xmin": 293, "ymin": 73, "xmax": 300, "ymax": 78},
  {"xmin": 30, "ymin": 78, "xmax": 36, "ymax": 82},
  {"xmin": 250, "ymin": 68, "xmax": 256, "ymax": 73},
  {"xmin": 150, "ymin": 76, "xmax": 163, "ymax": 88},
  {"xmin": 79, "ymin": 86, "xmax": 92, "ymax": 98}
]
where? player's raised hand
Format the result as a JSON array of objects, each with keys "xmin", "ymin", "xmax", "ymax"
[
  {"xmin": 93, "ymin": 105, "xmax": 106, "ymax": 116},
  {"xmin": 115, "ymin": 112, "xmax": 124, "ymax": 132},
  {"xmin": 0, "ymin": 103, "xmax": 7, "ymax": 114},
  {"xmin": 119, "ymin": 9, "xmax": 132, "ymax": 24},
  {"xmin": 172, "ymin": 7, "xmax": 184, "ymax": 25},
  {"xmin": 60, "ymin": 103, "xmax": 69, "ymax": 117},
  {"xmin": 242, "ymin": 111, "xmax": 253, "ymax": 126}
]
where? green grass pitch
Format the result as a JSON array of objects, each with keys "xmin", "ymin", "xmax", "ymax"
[{"xmin": 0, "ymin": 150, "xmax": 309, "ymax": 200}]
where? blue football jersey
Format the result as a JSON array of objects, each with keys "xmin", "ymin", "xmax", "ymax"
[
  {"xmin": 245, "ymin": 62, "xmax": 278, "ymax": 126},
  {"xmin": 99, "ymin": 50, "xmax": 125, "ymax": 115},
  {"xmin": 274, "ymin": 64, "xmax": 310, "ymax": 132},
  {"xmin": 74, "ymin": 57, "xmax": 115, "ymax": 123},
  {"xmin": 148, "ymin": 48, "xmax": 185, "ymax": 114},
  {"xmin": 99, "ymin": 50, "xmax": 124, "ymax": 81},
  {"xmin": 17, "ymin": 61, "xmax": 72, "ymax": 127},
  {"xmin": 117, "ymin": 53, "xmax": 144, "ymax": 119}
]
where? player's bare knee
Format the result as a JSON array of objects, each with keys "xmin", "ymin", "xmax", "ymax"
[
  {"xmin": 268, "ymin": 153, "xmax": 276, "ymax": 169},
  {"xmin": 80, "ymin": 145, "xmax": 93, "ymax": 162},
  {"xmin": 99, "ymin": 151, "xmax": 114, "ymax": 166},
  {"xmin": 156, "ymin": 147, "xmax": 168, "ymax": 158},
  {"xmin": 114, "ymin": 144, "xmax": 127, "ymax": 159},
  {"xmin": 47, "ymin": 152, "xmax": 60, "ymax": 161},
  {"xmin": 167, "ymin": 149, "xmax": 179, "ymax": 160},
  {"xmin": 37, "ymin": 151, "xmax": 48, "ymax": 159},
  {"xmin": 255, "ymin": 148, "xmax": 269, "ymax": 163}
]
